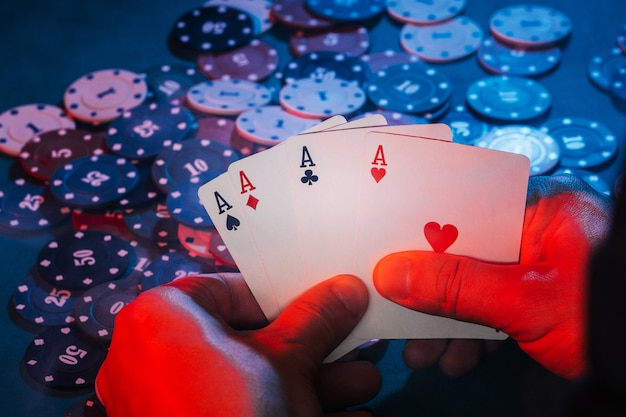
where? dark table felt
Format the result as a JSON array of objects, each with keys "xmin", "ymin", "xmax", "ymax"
[{"xmin": 1, "ymin": 1, "xmax": 625, "ymax": 416}]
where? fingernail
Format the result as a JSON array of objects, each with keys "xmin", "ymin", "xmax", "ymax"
[
  {"xmin": 330, "ymin": 275, "xmax": 368, "ymax": 316},
  {"xmin": 374, "ymin": 254, "xmax": 415, "ymax": 299}
]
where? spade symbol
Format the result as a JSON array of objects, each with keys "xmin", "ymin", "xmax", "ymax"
[{"xmin": 226, "ymin": 214, "xmax": 240, "ymax": 231}]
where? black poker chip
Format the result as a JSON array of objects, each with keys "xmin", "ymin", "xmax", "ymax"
[
  {"xmin": 141, "ymin": 252, "xmax": 212, "ymax": 291},
  {"xmin": 37, "ymin": 230, "xmax": 135, "ymax": 291},
  {"xmin": 21, "ymin": 326, "xmax": 108, "ymax": 391},
  {"xmin": 61, "ymin": 396, "xmax": 107, "ymax": 417},
  {"xmin": 74, "ymin": 279, "xmax": 140, "ymax": 343}
]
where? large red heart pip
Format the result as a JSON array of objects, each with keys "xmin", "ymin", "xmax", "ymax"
[
  {"xmin": 370, "ymin": 167, "xmax": 386, "ymax": 183},
  {"xmin": 424, "ymin": 222, "xmax": 458, "ymax": 253}
]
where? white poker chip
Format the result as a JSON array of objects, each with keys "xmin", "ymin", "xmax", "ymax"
[
  {"xmin": 475, "ymin": 125, "xmax": 560, "ymax": 176},
  {"xmin": 235, "ymin": 105, "xmax": 320, "ymax": 146},
  {"xmin": 279, "ymin": 77, "xmax": 366, "ymax": 118},
  {"xmin": 63, "ymin": 69, "xmax": 148, "ymax": 125},
  {"xmin": 386, "ymin": 0, "xmax": 466, "ymax": 25},
  {"xmin": 186, "ymin": 79, "xmax": 272, "ymax": 116},
  {"xmin": 0, "ymin": 104, "xmax": 75, "ymax": 156}
]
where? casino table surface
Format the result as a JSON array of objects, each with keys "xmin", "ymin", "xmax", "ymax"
[{"xmin": 1, "ymin": 1, "xmax": 625, "ymax": 416}]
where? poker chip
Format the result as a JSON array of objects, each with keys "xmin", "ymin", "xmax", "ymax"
[
  {"xmin": 142, "ymin": 64, "xmax": 206, "ymax": 105},
  {"xmin": 0, "ymin": 104, "xmax": 75, "ymax": 156},
  {"xmin": 74, "ymin": 279, "xmax": 140, "ymax": 343},
  {"xmin": 112, "ymin": 160, "xmax": 163, "ymax": 211},
  {"xmin": 166, "ymin": 174, "xmax": 218, "ymax": 228},
  {"xmin": 478, "ymin": 37, "xmax": 562, "ymax": 77},
  {"xmin": 197, "ymin": 39, "xmax": 279, "ymax": 82},
  {"xmin": 360, "ymin": 50, "xmax": 421, "ymax": 74},
  {"xmin": 186, "ymin": 79, "xmax": 272, "ymax": 115},
  {"xmin": 489, "ymin": 5, "xmax": 572, "ymax": 48},
  {"xmin": 540, "ymin": 117, "xmax": 617, "ymax": 168},
  {"xmin": 439, "ymin": 104, "xmax": 490, "ymax": 145},
  {"xmin": 400, "ymin": 16, "xmax": 483, "ymax": 63},
  {"xmin": 465, "ymin": 75, "xmax": 552, "ymax": 122},
  {"xmin": 178, "ymin": 223, "xmax": 215, "ymax": 259},
  {"xmin": 230, "ymin": 128, "xmax": 271, "ymax": 156},
  {"xmin": 20, "ymin": 128, "xmax": 106, "ymax": 181},
  {"xmin": 204, "ymin": 0, "xmax": 274, "ymax": 35},
  {"xmin": 304, "ymin": 0, "xmax": 385, "ymax": 22},
  {"xmin": 122, "ymin": 200, "xmax": 180, "ymax": 245},
  {"xmin": 141, "ymin": 252, "xmax": 211, "ymax": 291},
  {"xmin": 61, "ymin": 396, "xmax": 106, "ymax": 417},
  {"xmin": 12, "ymin": 269, "xmax": 78, "ymax": 327},
  {"xmin": 194, "ymin": 115, "xmax": 236, "ymax": 145},
  {"xmin": 63, "ymin": 69, "xmax": 148, "ymax": 125},
  {"xmin": 71, "ymin": 210, "xmax": 130, "ymax": 238},
  {"xmin": 386, "ymin": 0, "xmax": 466, "ymax": 25},
  {"xmin": 209, "ymin": 231, "xmax": 237, "ymax": 267},
  {"xmin": 235, "ymin": 105, "xmax": 320, "ymax": 145},
  {"xmin": 352, "ymin": 110, "xmax": 429, "ymax": 126},
  {"xmin": 22, "ymin": 325, "xmax": 108, "ymax": 390},
  {"xmin": 289, "ymin": 26, "xmax": 370, "ymax": 57},
  {"xmin": 419, "ymin": 99, "xmax": 451, "ymax": 121},
  {"xmin": 0, "ymin": 178, "xmax": 71, "ymax": 231},
  {"xmin": 617, "ymin": 23, "xmax": 626, "ymax": 53},
  {"xmin": 587, "ymin": 47, "xmax": 626, "ymax": 92},
  {"xmin": 169, "ymin": 5, "xmax": 255, "ymax": 56},
  {"xmin": 552, "ymin": 168, "xmax": 612, "ymax": 197},
  {"xmin": 366, "ymin": 62, "xmax": 451, "ymax": 114},
  {"xmin": 279, "ymin": 77, "xmax": 367, "ymax": 118},
  {"xmin": 610, "ymin": 66, "xmax": 626, "ymax": 113},
  {"xmin": 37, "ymin": 230, "xmax": 135, "ymax": 291},
  {"xmin": 106, "ymin": 102, "xmax": 198, "ymax": 159},
  {"xmin": 49, "ymin": 155, "xmax": 140, "ymax": 208},
  {"xmin": 270, "ymin": 0, "xmax": 335, "ymax": 30},
  {"xmin": 151, "ymin": 138, "xmax": 240, "ymax": 193},
  {"xmin": 475, "ymin": 125, "xmax": 560, "ymax": 176},
  {"xmin": 283, "ymin": 51, "xmax": 370, "ymax": 87}
]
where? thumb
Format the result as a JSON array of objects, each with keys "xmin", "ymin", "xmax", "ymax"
[
  {"xmin": 261, "ymin": 275, "xmax": 369, "ymax": 365},
  {"xmin": 373, "ymin": 251, "xmax": 534, "ymax": 332}
]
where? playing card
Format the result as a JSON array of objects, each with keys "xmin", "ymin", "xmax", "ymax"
[{"xmin": 326, "ymin": 131, "xmax": 530, "ymax": 360}]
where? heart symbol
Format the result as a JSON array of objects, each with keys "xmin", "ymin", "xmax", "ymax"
[
  {"xmin": 424, "ymin": 222, "xmax": 458, "ymax": 253},
  {"xmin": 370, "ymin": 167, "xmax": 386, "ymax": 183}
]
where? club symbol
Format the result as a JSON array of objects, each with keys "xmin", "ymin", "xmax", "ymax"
[{"xmin": 300, "ymin": 169, "xmax": 318, "ymax": 186}]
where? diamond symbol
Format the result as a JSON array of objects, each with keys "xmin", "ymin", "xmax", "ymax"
[{"xmin": 246, "ymin": 194, "xmax": 259, "ymax": 210}]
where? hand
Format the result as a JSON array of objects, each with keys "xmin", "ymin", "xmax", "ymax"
[
  {"xmin": 373, "ymin": 175, "xmax": 612, "ymax": 380},
  {"xmin": 96, "ymin": 273, "xmax": 381, "ymax": 417}
]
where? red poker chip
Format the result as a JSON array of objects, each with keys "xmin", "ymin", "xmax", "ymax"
[
  {"xmin": 19, "ymin": 128, "xmax": 106, "ymax": 181},
  {"xmin": 289, "ymin": 26, "xmax": 370, "ymax": 57},
  {"xmin": 197, "ymin": 39, "xmax": 279, "ymax": 82},
  {"xmin": 177, "ymin": 223, "xmax": 215, "ymax": 259},
  {"xmin": 209, "ymin": 230, "xmax": 236, "ymax": 267},
  {"xmin": 193, "ymin": 115, "xmax": 236, "ymax": 146},
  {"xmin": 270, "ymin": 0, "xmax": 335, "ymax": 31}
]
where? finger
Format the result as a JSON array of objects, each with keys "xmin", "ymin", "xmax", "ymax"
[
  {"xmin": 317, "ymin": 361, "xmax": 381, "ymax": 410},
  {"xmin": 373, "ymin": 251, "xmax": 539, "ymax": 331},
  {"xmin": 438, "ymin": 339, "xmax": 484, "ymax": 378},
  {"xmin": 401, "ymin": 339, "xmax": 447, "ymax": 371},
  {"xmin": 261, "ymin": 275, "xmax": 369, "ymax": 366},
  {"xmin": 166, "ymin": 273, "xmax": 268, "ymax": 329}
]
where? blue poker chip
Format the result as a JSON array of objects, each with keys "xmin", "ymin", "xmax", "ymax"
[
  {"xmin": 49, "ymin": 155, "xmax": 140, "ymax": 208},
  {"xmin": 352, "ymin": 110, "xmax": 429, "ymax": 125},
  {"xmin": 540, "ymin": 117, "xmax": 617, "ymax": 168},
  {"xmin": 186, "ymin": 79, "xmax": 272, "ymax": 115},
  {"xmin": 386, "ymin": 0, "xmax": 466, "ymax": 24},
  {"xmin": 122, "ymin": 200, "xmax": 181, "ymax": 245},
  {"xmin": 587, "ymin": 48, "xmax": 626, "ymax": 92},
  {"xmin": 106, "ymin": 102, "xmax": 198, "ymax": 160},
  {"xmin": 141, "ymin": 252, "xmax": 212, "ymax": 291},
  {"xmin": 283, "ymin": 51, "xmax": 371, "ymax": 87},
  {"xmin": 74, "ymin": 279, "xmax": 140, "ymax": 343},
  {"xmin": 169, "ymin": 5, "xmax": 255, "ymax": 55},
  {"xmin": 439, "ymin": 104, "xmax": 490, "ymax": 145},
  {"xmin": 478, "ymin": 36, "xmax": 562, "ymax": 77},
  {"xmin": 552, "ymin": 168, "xmax": 612, "ymax": 198},
  {"xmin": 22, "ymin": 325, "xmax": 108, "ymax": 391},
  {"xmin": 166, "ymin": 172, "xmax": 219, "ymax": 228},
  {"xmin": 235, "ymin": 105, "xmax": 320, "ymax": 145},
  {"xmin": 0, "ymin": 178, "xmax": 71, "ymax": 231},
  {"xmin": 465, "ymin": 75, "xmax": 551, "ymax": 122},
  {"xmin": 37, "ymin": 230, "xmax": 135, "ymax": 291},
  {"xmin": 12, "ymin": 268, "xmax": 79, "ymax": 327},
  {"xmin": 366, "ymin": 62, "xmax": 451, "ymax": 114},
  {"xmin": 304, "ymin": 0, "xmax": 385, "ymax": 22},
  {"xmin": 151, "ymin": 138, "xmax": 241, "ymax": 193},
  {"xmin": 489, "ymin": 5, "xmax": 572, "ymax": 48},
  {"xmin": 610, "ymin": 66, "xmax": 626, "ymax": 113},
  {"xmin": 143, "ymin": 64, "xmax": 207, "ymax": 105},
  {"xmin": 279, "ymin": 77, "xmax": 367, "ymax": 118},
  {"xmin": 112, "ymin": 160, "xmax": 164, "ymax": 212},
  {"xmin": 475, "ymin": 125, "xmax": 560, "ymax": 176}
]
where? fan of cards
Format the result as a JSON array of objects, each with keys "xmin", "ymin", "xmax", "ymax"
[{"xmin": 198, "ymin": 113, "xmax": 530, "ymax": 361}]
